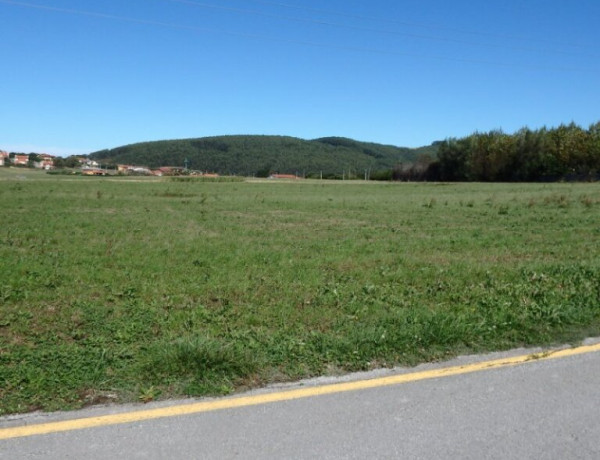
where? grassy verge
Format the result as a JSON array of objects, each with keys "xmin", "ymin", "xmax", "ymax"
[{"xmin": 1, "ymin": 172, "xmax": 599, "ymax": 414}]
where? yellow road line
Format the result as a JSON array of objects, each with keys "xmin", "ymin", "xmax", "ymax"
[{"xmin": 2, "ymin": 342, "xmax": 599, "ymax": 440}]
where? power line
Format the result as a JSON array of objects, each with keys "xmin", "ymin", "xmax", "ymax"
[
  {"xmin": 0, "ymin": 0, "xmax": 594, "ymax": 73},
  {"xmin": 241, "ymin": 0, "xmax": 597, "ymax": 50},
  {"xmin": 0, "ymin": 0, "xmax": 189, "ymax": 29},
  {"xmin": 162, "ymin": 0, "xmax": 599, "ymax": 59}
]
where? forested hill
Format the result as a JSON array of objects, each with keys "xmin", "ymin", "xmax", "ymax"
[{"xmin": 89, "ymin": 135, "xmax": 438, "ymax": 177}]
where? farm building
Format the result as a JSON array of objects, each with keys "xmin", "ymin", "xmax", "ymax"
[
  {"xmin": 269, "ymin": 174, "xmax": 300, "ymax": 179},
  {"xmin": 117, "ymin": 164, "xmax": 152, "ymax": 175},
  {"xmin": 82, "ymin": 168, "xmax": 107, "ymax": 176}
]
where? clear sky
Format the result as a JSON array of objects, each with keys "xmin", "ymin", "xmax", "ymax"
[{"xmin": 1, "ymin": 0, "xmax": 599, "ymax": 155}]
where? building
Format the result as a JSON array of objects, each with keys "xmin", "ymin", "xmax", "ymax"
[
  {"xmin": 0, "ymin": 150, "xmax": 8, "ymax": 166},
  {"xmin": 117, "ymin": 164, "xmax": 134, "ymax": 173},
  {"xmin": 82, "ymin": 168, "xmax": 107, "ymax": 176},
  {"xmin": 269, "ymin": 174, "xmax": 299, "ymax": 180},
  {"xmin": 12, "ymin": 154, "xmax": 29, "ymax": 166},
  {"xmin": 34, "ymin": 154, "xmax": 55, "ymax": 170},
  {"xmin": 117, "ymin": 164, "xmax": 152, "ymax": 175},
  {"xmin": 77, "ymin": 157, "xmax": 99, "ymax": 168},
  {"xmin": 151, "ymin": 166, "xmax": 186, "ymax": 176}
]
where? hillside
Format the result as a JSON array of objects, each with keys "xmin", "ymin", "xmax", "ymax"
[{"xmin": 89, "ymin": 135, "xmax": 438, "ymax": 177}]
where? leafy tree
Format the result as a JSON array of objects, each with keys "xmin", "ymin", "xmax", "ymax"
[
  {"xmin": 588, "ymin": 122, "xmax": 600, "ymax": 177},
  {"xmin": 64, "ymin": 156, "xmax": 81, "ymax": 168},
  {"xmin": 52, "ymin": 157, "xmax": 66, "ymax": 169},
  {"xmin": 27, "ymin": 154, "xmax": 39, "ymax": 168},
  {"xmin": 437, "ymin": 138, "xmax": 470, "ymax": 181}
]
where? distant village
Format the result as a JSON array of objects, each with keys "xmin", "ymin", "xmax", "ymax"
[
  {"xmin": 0, "ymin": 150, "xmax": 57, "ymax": 169},
  {"xmin": 0, "ymin": 150, "xmax": 303, "ymax": 179},
  {"xmin": 0, "ymin": 150, "xmax": 223, "ymax": 177}
]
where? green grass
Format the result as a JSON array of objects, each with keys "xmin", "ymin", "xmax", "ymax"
[{"xmin": 1, "ymin": 170, "xmax": 599, "ymax": 414}]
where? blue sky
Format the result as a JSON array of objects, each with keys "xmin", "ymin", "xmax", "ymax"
[{"xmin": 1, "ymin": 0, "xmax": 599, "ymax": 155}]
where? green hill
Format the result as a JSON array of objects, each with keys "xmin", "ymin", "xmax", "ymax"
[{"xmin": 89, "ymin": 135, "xmax": 438, "ymax": 177}]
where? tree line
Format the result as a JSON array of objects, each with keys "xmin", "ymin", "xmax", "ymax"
[
  {"xmin": 429, "ymin": 122, "xmax": 600, "ymax": 182},
  {"xmin": 9, "ymin": 123, "xmax": 599, "ymax": 181}
]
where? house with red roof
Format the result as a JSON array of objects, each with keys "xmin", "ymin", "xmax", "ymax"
[
  {"xmin": 12, "ymin": 154, "xmax": 29, "ymax": 166},
  {"xmin": 34, "ymin": 154, "xmax": 55, "ymax": 170},
  {"xmin": 269, "ymin": 174, "xmax": 300, "ymax": 179}
]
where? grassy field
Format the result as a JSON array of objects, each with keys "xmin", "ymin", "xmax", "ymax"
[{"xmin": 1, "ymin": 168, "xmax": 599, "ymax": 414}]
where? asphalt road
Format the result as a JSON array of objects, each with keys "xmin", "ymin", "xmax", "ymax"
[{"xmin": 2, "ymin": 339, "xmax": 600, "ymax": 459}]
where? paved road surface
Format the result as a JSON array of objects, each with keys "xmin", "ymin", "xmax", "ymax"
[{"xmin": 2, "ymin": 339, "xmax": 600, "ymax": 459}]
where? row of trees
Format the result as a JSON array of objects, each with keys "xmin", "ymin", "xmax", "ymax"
[{"xmin": 434, "ymin": 122, "xmax": 600, "ymax": 182}]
